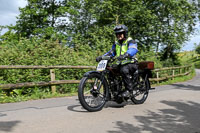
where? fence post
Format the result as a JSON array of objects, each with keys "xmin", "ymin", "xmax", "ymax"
[
  {"xmin": 156, "ymin": 71, "xmax": 159, "ymax": 84},
  {"xmin": 180, "ymin": 67, "xmax": 182, "ymax": 74},
  {"xmin": 172, "ymin": 69, "xmax": 175, "ymax": 80},
  {"xmin": 50, "ymin": 69, "xmax": 56, "ymax": 93}
]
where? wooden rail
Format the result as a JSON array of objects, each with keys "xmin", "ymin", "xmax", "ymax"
[
  {"xmin": 0, "ymin": 65, "xmax": 192, "ymax": 92},
  {"xmin": 0, "ymin": 65, "xmax": 96, "ymax": 69},
  {"xmin": 0, "ymin": 65, "xmax": 95, "ymax": 92},
  {"xmin": 150, "ymin": 65, "xmax": 192, "ymax": 84}
]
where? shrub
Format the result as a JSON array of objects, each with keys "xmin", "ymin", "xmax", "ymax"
[{"xmin": 0, "ymin": 38, "xmax": 98, "ymax": 96}]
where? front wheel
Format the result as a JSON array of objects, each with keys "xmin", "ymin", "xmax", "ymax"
[
  {"xmin": 78, "ymin": 73, "xmax": 108, "ymax": 112},
  {"xmin": 131, "ymin": 74, "xmax": 150, "ymax": 104}
]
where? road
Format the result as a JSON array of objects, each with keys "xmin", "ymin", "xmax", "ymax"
[{"xmin": 0, "ymin": 70, "xmax": 200, "ymax": 133}]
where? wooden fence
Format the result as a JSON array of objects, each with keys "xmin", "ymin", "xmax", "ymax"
[
  {"xmin": 0, "ymin": 65, "xmax": 192, "ymax": 93},
  {"xmin": 150, "ymin": 65, "xmax": 192, "ymax": 84}
]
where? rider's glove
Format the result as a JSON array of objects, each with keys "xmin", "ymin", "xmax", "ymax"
[
  {"xmin": 116, "ymin": 53, "xmax": 129, "ymax": 61},
  {"xmin": 96, "ymin": 56, "xmax": 102, "ymax": 62}
]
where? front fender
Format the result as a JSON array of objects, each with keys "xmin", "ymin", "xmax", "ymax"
[{"xmin": 83, "ymin": 71, "xmax": 102, "ymax": 77}]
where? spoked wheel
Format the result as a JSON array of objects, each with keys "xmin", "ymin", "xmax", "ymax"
[
  {"xmin": 78, "ymin": 73, "xmax": 108, "ymax": 112},
  {"xmin": 131, "ymin": 74, "xmax": 149, "ymax": 104}
]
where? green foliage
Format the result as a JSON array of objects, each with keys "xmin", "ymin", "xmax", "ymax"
[
  {"xmin": 159, "ymin": 45, "xmax": 181, "ymax": 67},
  {"xmin": 0, "ymin": 39, "xmax": 196, "ymax": 103},
  {"xmin": 15, "ymin": 0, "xmax": 68, "ymax": 39},
  {"xmin": 68, "ymin": 0, "xmax": 197, "ymax": 47},
  {"xmin": 0, "ymin": 38, "xmax": 98, "ymax": 100},
  {"xmin": 0, "ymin": 38, "xmax": 96, "ymax": 66},
  {"xmin": 7, "ymin": 0, "xmax": 197, "ymax": 59},
  {"xmin": 195, "ymin": 44, "xmax": 200, "ymax": 54},
  {"xmin": 178, "ymin": 51, "xmax": 200, "ymax": 68},
  {"xmin": 137, "ymin": 47, "xmax": 163, "ymax": 68}
]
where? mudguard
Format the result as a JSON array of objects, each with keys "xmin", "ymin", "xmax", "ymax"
[
  {"xmin": 138, "ymin": 69, "xmax": 155, "ymax": 90},
  {"xmin": 83, "ymin": 71, "xmax": 102, "ymax": 77},
  {"xmin": 138, "ymin": 69, "xmax": 153, "ymax": 78}
]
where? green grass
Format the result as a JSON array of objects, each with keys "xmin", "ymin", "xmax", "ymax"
[
  {"xmin": 0, "ymin": 91, "xmax": 78, "ymax": 104},
  {"xmin": 178, "ymin": 51, "xmax": 200, "ymax": 68}
]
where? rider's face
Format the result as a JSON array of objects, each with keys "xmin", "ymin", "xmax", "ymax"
[{"xmin": 116, "ymin": 32, "xmax": 125, "ymax": 41}]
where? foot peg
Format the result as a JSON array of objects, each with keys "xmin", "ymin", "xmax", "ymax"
[{"xmin": 149, "ymin": 88, "xmax": 155, "ymax": 90}]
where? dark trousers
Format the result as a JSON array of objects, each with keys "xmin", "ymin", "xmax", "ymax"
[{"xmin": 119, "ymin": 63, "xmax": 138, "ymax": 91}]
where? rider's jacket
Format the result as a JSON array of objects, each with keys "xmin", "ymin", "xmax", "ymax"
[{"xmin": 104, "ymin": 37, "xmax": 138, "ymax": 65}]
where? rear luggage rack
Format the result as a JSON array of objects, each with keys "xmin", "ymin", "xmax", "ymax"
[{"xmin": 138, "ymin": 61, "xmax": 154, "ymax": 70}]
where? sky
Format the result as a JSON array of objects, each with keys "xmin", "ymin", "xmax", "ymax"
[
  {"xmin": 183, "ymin": 31, "xmax": 200, "ymax": 51},
  {"xmin": 0, "ymin": 0, "xmax": 200, "ymax": 51},
  {"xmin": 0, "ymin": 0, "xmax": 27, "ymax": 25}
]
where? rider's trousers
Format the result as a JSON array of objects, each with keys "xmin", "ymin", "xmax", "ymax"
[{"xmin": 119, "ymin": 63, "xmax": 138, "ymax": 91}]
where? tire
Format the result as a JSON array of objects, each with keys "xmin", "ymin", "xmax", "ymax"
[
  {"xmin": 78, "ymin": 73, "xmax": 108, "ymax": 112},
  {"xmin": 131, "ymin": 74, "xmax": 149, "ymax": 104}
]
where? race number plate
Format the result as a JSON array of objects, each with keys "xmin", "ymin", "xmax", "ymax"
[{"xmin": 96, "ymin": 60, "xmax": 108, "ymax": 71}]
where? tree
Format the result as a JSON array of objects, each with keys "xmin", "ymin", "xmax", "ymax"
[
  {"xmin": 195, "ymin": 43, "xmax": 200, "ymax": 54},
  {"xmin": 67, "ymin": 0, "xmax": 197, "ymax": 56},
  {"xmin": 15, "ymin": 0, "xmax": 67, "ymax": 39},
  {"xmin": 4, "ymin": 0, "xmax": 199, "ymax": 64}
]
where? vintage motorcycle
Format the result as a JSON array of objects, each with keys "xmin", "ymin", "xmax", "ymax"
[{"xmin": 78, "ymin": 56, "xmax": 155, "ymax": 112}]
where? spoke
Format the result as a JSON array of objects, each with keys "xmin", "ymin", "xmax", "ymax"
[
  {"xmin": 84, "ymin": 81, "xmax": 96, "ymax": 95},
  {"xmin": 98, "ymin": 93, "xmax": 105, "ymax": 100},
  {"xmin": 85, "ymin": 96, "xmax": 92, "ymax": 105},
  {"xmin": 94, "ymin": 98, "xmax": 100, "ymax": 106},
  {"xmin": 84, "ymin": 90, "xmax": 91, "ymax": 95},
  {"xmin": 83, "ymin": 76, "xmax": 106, "ymax": 107},
  {"xmin": 85, "ymin": 92, "xmax": 105, "ymax": 107}
]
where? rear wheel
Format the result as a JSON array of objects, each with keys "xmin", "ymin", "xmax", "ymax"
[
  {"xmin": 78, "ymin": 73, "xmax": 108, "ymax": 112},
  {"xmin": 131, "ymin": 74, "xmax": 149, "ymax": 104}
]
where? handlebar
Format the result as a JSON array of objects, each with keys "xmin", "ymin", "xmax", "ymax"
[
  {"xmin": 101, "ymin": 56, "xmax": 112, "ymax": 60},
  {"xmin": 101, "ymin": 56, "xmax": 117, "ymax": 64}
]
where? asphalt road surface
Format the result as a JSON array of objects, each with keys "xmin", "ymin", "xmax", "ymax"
[{"xmin": 0, "ymin": 70, "xmax": 200, "ymax": 133}]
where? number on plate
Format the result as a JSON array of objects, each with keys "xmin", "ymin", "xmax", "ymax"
[{"xmin": 96, "ymin": 60, "xmax": 108, "ymax": 71}]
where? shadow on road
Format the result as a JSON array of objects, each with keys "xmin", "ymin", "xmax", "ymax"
[
  {"xmin": 171, "ymin": 84, "xmax": 200, "ymax": 91},
  {"xmin": 107, "ymin": 100, "xmax": 200, "ymax": 133},
  {"xmin": 0, "ymin": 105, "xmax": 68, "ymax": 113},
  {"xmin": 67, "ymin": 104, "xmax": 89, "ymax": 113},
  {"xmin": 67, "ymin": 101, "xmax": 134, "ymax": 112},
  {"xmin": 0, "ymin": 113, "xmax": 7, "ymax": 117},
  {"xmin": 0, "ymin": 121, "xmax": 21, "ymax": 132}
]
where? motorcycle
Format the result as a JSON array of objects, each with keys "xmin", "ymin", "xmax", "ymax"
[{"xmin": 78, "ymin": 56, "xmax": 155, "ymax": 112}]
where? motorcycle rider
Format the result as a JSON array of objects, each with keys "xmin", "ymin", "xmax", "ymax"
[{"xmin": 96, "ymin": 24, "xmax": 138, "ymax": 97}]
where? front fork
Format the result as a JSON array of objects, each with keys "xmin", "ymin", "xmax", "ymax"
[
  {"xmin": 94, "ymin": 71, "xmax": 106, "ymax": 90},
  {"xmin": 91, "ymin": 71, "xmax": 108, "ymax": 100}
]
